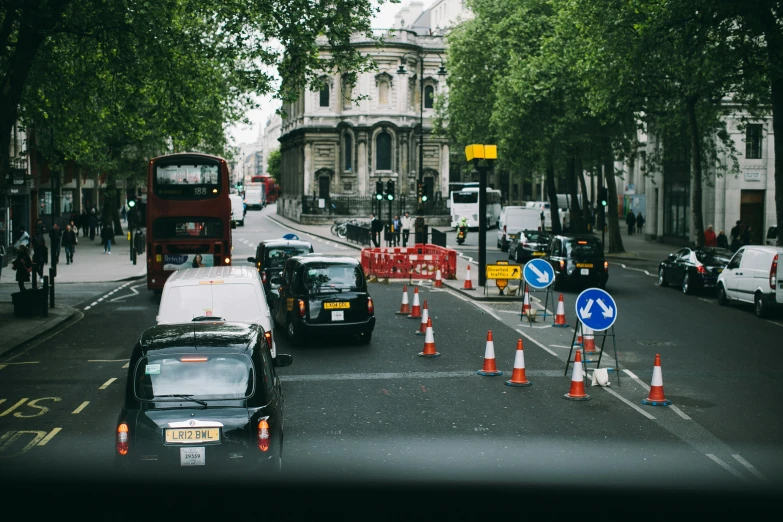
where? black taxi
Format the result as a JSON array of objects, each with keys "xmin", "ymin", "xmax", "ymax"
[
  {"xmin": 274, "ymin": 254, "xmax": 375, "ymax": 345},
  {"xmin": 247, "ymin": 238, "xmax": 314, "ymax": 305},
  {"xmin": 545, "ymin": 233, "xmax": 608, "ymax": 290},
  {"xmin": 115, "ymin": 321, "xmax": 292, "ymax": 476}
]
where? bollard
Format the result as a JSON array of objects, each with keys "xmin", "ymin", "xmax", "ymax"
[
  {"xmin": 41, "ymin": 276, "xmax": 49, "ymax": 317},
  {"xmin": 132, "ymin": 246, "xmax": 137, "ymax": 265},
  {"xmin": 32, "ymin": 263, "xmax": 38, "ymax": 289},
  {"xmin": 49, "ymin": 267, "xmax": 56, "ymax": 308}
]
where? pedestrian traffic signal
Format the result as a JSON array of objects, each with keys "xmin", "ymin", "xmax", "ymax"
[
  {"xmin": 376, "ymin": 180, "xmax": 384, "ymax": 200},
  {"xmin": 386, "ymin": 180, "xmax": 395, "ymax": 201},
  {"xmin": 599, "ymin": 187, "xmax": 608, "ymax": 207}
]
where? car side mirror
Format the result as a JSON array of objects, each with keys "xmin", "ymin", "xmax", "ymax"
[
  {"xmin": 274, "ymin": 353, "xmax": 293, "ymax": 367},
  {"xmin": 246, "ymin": 257, "xmax": 255, "ymax": 263}
]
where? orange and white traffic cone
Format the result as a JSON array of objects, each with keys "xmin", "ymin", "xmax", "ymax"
[
  {"xmin": 434, "ymin": 269, "xmax": 444, "ymax": 288},
  {"xmin": 416, "ymin": 300, "xmax": 429, "ymax": 335},
  {"xmin": 418, "ymin": 317, "xmax": 440, "ymax": 357},
  {"xmin": 552, "ymin": 293, "xmax": 569, "ymax": 327},
  {"xmin": 463, "ymin": 264, "xmax": 474, "ymax": 290},
  {"xmin": 408, "ymin": 286, "xmax": 422, "ymax": 319},
  {"xmin": 395, "ymin": 284, "xmax": 410, "ymax": 315},
  {"xmin": 582, "ymin": 325, "xmax": 597, "ymax": 355},
  {"xmin": 521, "ymin": 285, "xmax": 531, "ymax": 316},
  {"xmin": 641, "ymin": 354, "xmax": 672, "ymax": 406},
  {"xmin": 573, "ymin": 322, "xmax": 583, "ymax": 348},
  {"xmin": 563, "ymin": 350, "xmax": 591, "ymax": 401},
  {"xmin": 505, "ymin": 339, "xmax": 532, "ymax": 387},
  {"xmin": 477, "ymin": 330, "xmax": 503, "ymax": 376}
]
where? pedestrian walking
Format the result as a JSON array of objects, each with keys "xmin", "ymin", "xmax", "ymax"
[
  {"xmin": 392, "ymin": 215, "xmax": 402, "ymax": 247},
  {"xmin": 370, "ymin": 214, "xmax": 382, "ymax": 248},
  {"xmin": 79, "ymin": 209, "xmax": 88, "ymax": 238},
  {"xmin": 625, "ymin": 210, "xmax": 636, "ymax": 235},
  {"xmin": 49, "ymin": 223, "xmax": 62, "ymax": 264},
  {"xmin": 743, "ymin": 225, "xmax": 753, "ymax": 246},
  {"xmin": 11, "ymin": 244, "xmax": 33, "ymax": 292},
  {"xmin": 32, "ymin": 219, "xmax": 47, "ymax": 277},
  {"xmin": 101, "ymin": 221, "xmax": 114, "ymax": 254},
  {"xmin": 717, "ymin": 230, "xmax": 729, "ymax": 249},
  {"xmin": 89, "ymin": 209, "xmax": 97, "ymax": 240},
  {"xmin": 729, "ymin": 220, "xmax": 742, "ymax": 252},
  {"xmin": 636, "ymin": 212, "xmax": 645, "ymax": 234},
  {"xmin": 704, "ymin": 224, "xmax": 717, "ymax": 247},
  {"xmin": 401, "ymin": 212, "xmax": 413, "ymax": 247},
  {"xmin": 62, "ymin": 224, "xmax": 78, "ymax": 264},
  {"xmin": 121, "ymin": 206, "xmax": 127, "ymax": 223}
]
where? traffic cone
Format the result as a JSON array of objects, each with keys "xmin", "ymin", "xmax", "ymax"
[
  {"xmin": 416, "ymin": 300, "xmax": 429, "ymax": 335},
  {"xmin": 477, "ymin": 330, "xmax": 503, "ymax": 376},
  {"xmin": 582, "ymin": 325, "xmax": 597, "ymax": 354},
  {"xmin": 563, "ymin": 350, "xmax": 591, "ymax": 401},
  {"xmin": 408, "ymin": 286, "xmax": 422, "ymax": 319},
  {"xmin": 573, "ymin": 322, "xmax": 583, "ymax": 348},
  {"xmin": 641, "ymin": 354, "xmax": 672, "ymax": 406},
  {"xmin": 552, "ymin": 294, "xmax": 569, "ymax": 327},
  {"xmin": 418, "ymin": 317, "xmax": 440, "ymax": 357},
  {"xmin": 463, "ymin": 264, "xmax": 474, "ymax": 290},
  {"xmin": 505, "ymin": 339, "xmax": 532, "ymax": 387},
  {"xmin": 521, "ymin": 285, "xmax": 531, "ymax": 316},
  {"xmin": 395, "ymin": 284, "xmax": 410, "ymax": 315},
  {"xmin": 434, "ymin": 269, "xmax": 444, "ymax": 288}
]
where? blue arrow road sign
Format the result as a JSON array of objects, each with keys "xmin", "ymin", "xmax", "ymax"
[
  {"xmin": 575, "ymin": 288, "xmax": 617, "ymax": 331},
  {"xmin": 523, "ymin": 258, "xmax": 555, "ymax": 289},
  {"xmin": 282, "ymin": 233, "xmax": 300, "ymax": 240}
]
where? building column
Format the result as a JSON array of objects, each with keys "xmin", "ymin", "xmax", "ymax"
[
  {"xmin": 357, "ymin": 133, "xmax": 367, "ymax": 195},
  {"xmin": 303, "ymin": 142, "xmax": 313, "ymax": 197},
  {"xmin": 441, "ymin": 143, "xmax": 449, "ymax": 198}
]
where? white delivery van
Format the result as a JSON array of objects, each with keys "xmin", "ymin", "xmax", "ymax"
[
  {"xmin": 229, "ymin": 193, "xmax": 245, "ymax": 226},
  {"xmin": 497, "ymin": 206, "xmax": 543, "ymax": 251},
  {"xmin": 245, "ymin": 183, "xmax": 265, "ymax": 210},
  {"xmin": 525, "ymin": 201, "xmax": 570, "ymax": 231},
  {"xmin": 716, "ymin": 245, "xmax": 783, "ymax": 318},
  {"xmin": 156, "ymin": 266, "xmax": 277, "ymax": 357}
]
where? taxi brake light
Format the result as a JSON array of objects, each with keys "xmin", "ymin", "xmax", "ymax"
[
  {"xmin": 257, "ymin": 419, "xmax": 270, "ymax": 452},
  {"xmin": 116, "ymin": 423, "xmax": 129, "ymax": 456},
  {"xmin": 367, "ymin": 297, "xmax": 374, "ymax": 315},
  {"xmin": 298, "ymin": 299, "xmax": 306, "ymax": 318},
  {"xmin": 604, "ymin": 261, "xmax": 609, "ymax": 271},
  {"xmin": 180, "ymin": 356, "xmax": 209, "ymax": 362},
  {"xmin": 577, "ymin": 240, "xmax": 588, "ymax": 244},
  {"xmin": 697, "ymin": 265, "xmax": 707, "ymax": 274},
  {"xmin": 559, "ymin": 260, "xmax": 565, "ymax": 271}
]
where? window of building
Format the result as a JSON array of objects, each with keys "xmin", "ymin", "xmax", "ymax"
[
  {"xmin": 379, "ymin": 80, "xmax": 389, "ymax": 105},
  {"xmin": 746, "ymin": 124, "xmax": 763, "ymax": 159},
  {"xmin": 424, "ymin": 85, "xmax": 435, "ymax": 109},
  {"xmin": 319, "ymin": 84, "xmax": 330, "ymax": 107},
  {"xmin": 376, "ymin": 132, "xmax": 392, "ymax": 171},
  {"xmin": 39, "ymin": 190, "xmax": 53, "ymax": 215},
  {"xmin": 343, "ymin": 81, "xmax": 352, "ymax": 110},
  {"xmin": 344, "ymin": 134, "xmax": 353, "ymax": 172},
  {"xmin": 62, "ymin": 190, "xmax": 74, "ymax": 213},
  {"xmin": 663, "ymin": 178, "xmax": 689, "ymax": 238}
]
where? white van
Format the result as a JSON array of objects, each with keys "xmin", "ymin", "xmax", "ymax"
[
  {"xmin": 229, "ymin": 193, "xmax": 245, "ymax": 226},
  {"xmin": 497, "ymin": 206, "xmax": 543, "ymax": 251},
  {"xmin": 525, "ymin": 201, "xmax": 570, "ymax": 231},
  {"xmin": 156, "ymin": 266, "xmax": 277, "ymax": 356},
  {"xmin": 716, "ymin": 245, "xmax": 783, "ymax": 318}
]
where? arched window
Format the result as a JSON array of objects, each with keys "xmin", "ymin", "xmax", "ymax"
[
  {"xmin": 319, "ymin": 84, "xmax": 330, "ymax": 107},
  {"xmin": 379, "ymin": 81, "xmax": 389, "ymax": 105},
  {"xmin": 376, "ymin": 132, "xmax": 392, "ymax": 171},
  {"xmin": 424, "ymin": 85, "xmax": 435, "ymax": 109},
  {"xmin": 344, "ymin": 134, "xmax": 353, "ymax": 172}
]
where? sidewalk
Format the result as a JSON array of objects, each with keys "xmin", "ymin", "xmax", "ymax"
[
  {"xmin": 603, "ymin": 228, "xmax": 676, "ymax": 262},
  {"xmin": 0, "ymin": 303, "xmax": 79, "ymax": 358}
]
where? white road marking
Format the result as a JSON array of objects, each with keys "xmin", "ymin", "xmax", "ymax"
[
  {"xmin": 99, "ymin": 378, "xmax": 117, "ymax": 390},
  {"xmin": 698, "ymin": 298, "xmax": 714, "ymax": 304},
  {"xmin": 84, "ymin": 306, "xmax": 91, "ymax": 310},
  {"xmin": 72, "ymin": 401, "xmax": 90, "ymax": 414},
  {"xmin": 108, "ymin": 283, "xmax": 143, "ymax": 303},
  {"xmin": 88, "ymin": 359, "xmax": 128, "ymax": 363},
  {"xmin": 122, "ymin": 362, "xmax": 129, "ymax": 369},
  {"xmin": 766, "ymin": 320, "xmax": 783, "ymax": 328},
  {"xmin": 731, "ymin": 454, "xmax": 767, "ymax": 481},
  {"xmin": 549, "ymin": 344, "xmax": 571, "ymax": 349},
  {"xmin": 706, "ymin": 454, "xmax": 747, "ymax": 481},
  {"xmin": 601, "ymin": 387, "xmax": 656, "ymax": 420},
  {"xmin": 616, "ymin": 263, "xmax": 656, "ymax": 277},
  {"xmin": 622, "ymin": 370, "xmax": 691, "ymax": 420}
]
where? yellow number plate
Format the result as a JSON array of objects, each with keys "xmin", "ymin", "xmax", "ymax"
[
  {"xmin": 533, "ymin": 252, "xmax": 546, "ymax": 256},
  {"xmin": 576, "ymin": 263, "xmax": 594, "ymax": 268},
  {"xmin": 324, "ymin": 302, "xmax": 350, "ymax": 310},
  {"xmin": 165, "ymin": 428, "xmax": 220, "ymax": 444}
]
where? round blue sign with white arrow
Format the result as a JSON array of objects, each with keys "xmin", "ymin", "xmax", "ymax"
[
  {"xmin": 523, "ymin": 258, "xmax": 556, "ymax": 289},
  {"xmin": 574, "ymin": 288, "xmax": 617, "ymax": 331},
  {"xmin": 282, "ymin": 233, "xmax": 300, "ymax": 240}
]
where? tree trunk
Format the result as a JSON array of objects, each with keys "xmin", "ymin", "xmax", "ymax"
[
  {"xmin": 576, "ymin": 157, "xmax": 591, "ymax": 230},
  {"xmin": 685, "ymin": 97, "xmax": 705, "ymax": 248},
  {"xmin": 545, "ymin": 155, "xmax": 562, "ymax": 234},
  {"xmin": 565, "ymin": 155, "xmax": 583, "ymax": 233},
  {"xmin": 604, "ymin": 139, "xmax": 625, "ymax": 253}
]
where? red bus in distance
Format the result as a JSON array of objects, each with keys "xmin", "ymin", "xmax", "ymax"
[
  {"xmin": 250, "ymin": 175, "xmax": 279, "ymax": 203},
  {"xmin": 146, "ymin": 153, "xmax": 233, "ymax": 292}
]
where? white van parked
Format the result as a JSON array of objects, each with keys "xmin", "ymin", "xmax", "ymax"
[
  {"xmin": 156, "ymin": 266, "xmax": 277, "ymax": 356},
  {"xmin": 525, "ymin": 201, "xmax": 570, "ymax": 231},
  {"xmin": 716, "ymin": 245, "xmax": 783, "ymax": 318},
  {"xmin": 229, "ymin": 193, "xmax": 245, "ymax": 226},
  {"xmin": 497, "ymin": 206, "xmax": 543, "ymax": 251}
]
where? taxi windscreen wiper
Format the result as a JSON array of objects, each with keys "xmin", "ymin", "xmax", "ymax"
[{"xmin": 152, "ymin": 394, "xmax": 208, "ymax": 407}]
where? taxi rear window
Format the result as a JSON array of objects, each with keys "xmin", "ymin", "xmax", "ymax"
[
  {"xmin": 301, "ymin": 264, "xmax": 364, "ymax": 293},
  {"xmin": 565, "ymin": 238, "xmax": 602, "ymax": 256},
  {"xmin": 265, "ymin": 247, "xmax": 311, "ymax": 268},
  {"xmin": 134, "ymin": 354, "xmax": 254, "ymax": 401}
]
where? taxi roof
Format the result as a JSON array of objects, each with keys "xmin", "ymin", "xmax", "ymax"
[
  {"xmin": 164, "ymin": 266, "xmax": 259, "ymax": 285},
  {"xmin": 138, "ymin": 322, "xmax": 258, "ymax": 356},
  {"xmin": 261, "ymin": 239, "xmax": 313, "ymax": 249},
  {"xmin": 292, "ymin": 254, "xmax": 361, "ymax": 266}
]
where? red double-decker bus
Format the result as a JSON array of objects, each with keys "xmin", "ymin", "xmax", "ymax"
[
  {"xmin": 146, "ymin": 152, "xmax": 233, "ymax": 292},
  {"xmin": 250, "ymin": 175, "xmax": 279, "ymax": 203}
]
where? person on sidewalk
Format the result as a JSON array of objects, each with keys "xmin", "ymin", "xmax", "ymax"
[
  {"xmin": 392, "ymin": 215, "xmax": 402, "ymax": 247},
  {"xmin": 704, "ymin": 224, "xmax": 717, "ymax": 247},
  {"xmin": 80, "ymin": 209, "xmax": 89, "ymax": 238},
  {"xmin": 730, "ymin": 220, "xmax": 742, "ymax": 252},
  {"xmin": 62, "ymin": 224, "xmax": 78, "ymax": 264},
  {"xmin": 48, "ymin": 223, "xmax": 62, "ymax": 264},
  {"xmin": 89, "ymin": 209, "xmax": 97, "ymax": 241},
  {"xmin": 121, "ymin": 206, "xmax": 127, "ymax": 223},
  {"xmin": 625, "ymin": 210, "xmax": 636, "ymax": 235},
  {"xmin": 370, "ymin": 214, "xmax": 382, "ymax": 247},
  {"xmin": 11, "ymin": 244, "xmax": 33, "ymax": 292},
  {"xmin": 32, "ymin": 219, "xmax": 47, "ymax": 278},
  {"xmin": 636, "ymin": 212, "xmax": 645, "ymax": 234},
  {"xmin": 101, "ymin": 221, "xmax": 114, "ymax": 254},
  {"xmin": 401, "ymin": 212, "xmax": 413, "ymax": 247},
  {"xmin": 717, "ymin": 229, "xmax": 729, "ymax": 249}
]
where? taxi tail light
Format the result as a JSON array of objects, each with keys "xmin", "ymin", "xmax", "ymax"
[
  {"xmin": 261, "ymin": 271, "xmax": 267, "ymax": 284},
  {"xmin": 697, "ymin": 265, "xmax": 707, "ymax": 274},
  {"xmin": 264, "ymin": 330, "xmax": 273, "ymax": 351},
  {"xmin": 770, "ymin": 254, "xmax": 778, "ymax": 289},
  {"xmin": 116, "ymin": 423, "xmax": 129, "ymax": 456},
  {"xmin": 257, "ymin": 419, "xmax": 270, "ymax": 452},
  {"xmin": 367, "ymin": 296, "xmax": 374, "ymax": 315},
  {"xmin": 559, "ymin": 260, "xmax": 565, "ymax": 271},
  {"xmin": 298, "ymin": 299, "xmax": 306, "ymax": 318},
  {"xmin": 604, "ymin": 261, "xmax": 609, "ymax": 272}
]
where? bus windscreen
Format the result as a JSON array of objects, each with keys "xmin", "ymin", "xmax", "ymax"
[
  {"xmin": 452, "ymin": 192, "xmax": 478, "ymax": 204},
  {"xmin": 154, "ymin": 163, "xmax": 221, "ymax": 199}
]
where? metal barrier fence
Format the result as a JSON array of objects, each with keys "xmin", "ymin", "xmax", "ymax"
[
  {"xmin": 431, "ymin": 228, "xmax": 447, "ymax": 248},
  {"xmin": 301, "ymin": 194, "xmax": 448, "ymax": 216},
  {"xmin": 360, "ymin": 243, "xmax": 458, "ymax": 281},
  {"xmin": 346, "ymin": 224, "xmax": 372, "ymax": 246}
]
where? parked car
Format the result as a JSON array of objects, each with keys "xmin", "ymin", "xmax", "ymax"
[
  {"xmin": 274, "ymin": 254, "xmax": 375, "ymax": 346},
  {"xmin": 115, "ymin": 321, "xmax": 292, "ymax": 474},
  {"xmin": 716, "ymin": 245, "xmax": 783, "ymax": 318},
  {"xmin": 545, "ymin": 233, "xmax": 608, "ymax": 290},
  {"xmin": 497, "ymin": 206, "xmax": 543, "ymax": 251},
  {"xmin": 509, "ymin": 230, "xmax": 551, "ymax": 263},
  {"xmin": 247, "ymin": 239, "xmax": 314, "ymax": 308},
  {"xmin": 657, "ymin": 247, "xmax": 733, "ymax": 294}
]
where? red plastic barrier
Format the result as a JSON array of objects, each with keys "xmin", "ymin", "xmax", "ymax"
[{"xmin": 360, "ymin": 243, "xmax": 457, "ymax": 281}]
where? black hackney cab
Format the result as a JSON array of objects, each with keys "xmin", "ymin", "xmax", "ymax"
[
  {"xmin": 546, "ymin": 233, "xmax": 608, "ymax": 290},
  {"xmin": 248, "ymin": 238, "xmax": 314, "ymax": 304},
  {"xmin": 274, "ymin": 254, "xmax": 375, "ymax": 345},
  {"xmin": 115, "ymin": 322, "xmax": 292, "ymax": 475}
]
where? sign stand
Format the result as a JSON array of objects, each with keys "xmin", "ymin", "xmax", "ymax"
[
  {"xmin": 519, "ymin": 284, "xmax": 555, "ymax": 326},
  {"xmin": 566, "ymin": 288, "xmax": 620, "ymax": 385},
  {"xmin": 565, "ymin": 323, "xmax": 620, "ymax": 385}
]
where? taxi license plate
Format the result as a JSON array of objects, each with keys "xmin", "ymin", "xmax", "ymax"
[
  {"xmin": 180, "ymin": 447, "xmax": 205, "ymax": 466},
  {"xmin": 580, "ymin": 269, "xmax": 590, "ymax": 275},
  {"xmin": 165, "ymin": 428, "xmax": 220, "ymax": 444},
  {"xmin": 533, "ymin": 252, "xmax": 546, "ymax": 256},
  {"xmin": 324, "ymin": 302, "xmax": 350, "ymax": 309},
  {"xmin": 331, "ymin": 311, "xmax": 345, "ymax": 321},
  {"xmin": 576, "ymin": 263, "xmax": 593, "ymax": 268}
]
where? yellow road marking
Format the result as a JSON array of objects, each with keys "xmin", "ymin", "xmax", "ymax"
[
  {"xmin": 38, "ymin": 428, "xmax": 62, "ymax": 446},
  {"xmin": 72, "ymin": 401, "xmax": 90, "ymax": 414},
  {"xmin": 99, "ymin": 378, "xmax": 117, "ymax": 390}
]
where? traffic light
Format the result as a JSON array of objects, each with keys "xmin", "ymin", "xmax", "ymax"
[
  {"xmin": 375, "ymin": 180, "xmax": 384, "ymax": 201},
  {"xmin": 127, "ymin": 195, "xmax": 136, "ymax": 209},
  {"xmin": 386, "ymin": 180, "xmax": 395, "ymax": 201},
  {"xmin": 599, "ymin": 187, "xmax": 608, "ymax": 207}
]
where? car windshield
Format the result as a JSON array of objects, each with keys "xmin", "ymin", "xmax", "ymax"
[
  {"xmin": 565, "ymin": 239, "xmax": 602, "ymax": 257},
  {"xmin": 162, "ymin": 284, "xmax": 262, "ymax": 323},
  {"xmin": 302, "ymin": 264, "xmax": 364, "ymax": 292},
  {"xmin": 265, "ymin": 247, "xmax": 311, "ymax": 268},
  {"xmin": 134, "ymin": 354, "xmax": 254, "ymax": 401},
  {"xmin": 523, "ymin": 231, "xmax": 549, "ymax": 243},
  {"xmin": 696, "ymin": 249, "xmax": 733, "ymax": 266}
]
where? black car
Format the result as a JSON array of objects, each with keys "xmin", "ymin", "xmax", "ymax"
[
  {"xmin": 115, "ymin": 321, "xmax": 292, "ymax": 475},
  {"xmin": 509, "ymin": 230, "xmax": 551, "ymax": 263},
  {"xmin": 545, "ymin": 234, "xmax": 608, "ymax": 290},
  {"xmin": 274, "ymin": 254, "xmax": 375, "ymax": 345},
  {"xmin": 658, "ymin": 247, "xmax": 733, "ymax": 294},
  {"xmin": 247, "ymin": 239, "xmax": 314, "ymax": 305}
]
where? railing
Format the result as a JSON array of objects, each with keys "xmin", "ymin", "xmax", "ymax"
[
  {"xmin": 346, "ymin": 223, "xmax": 372, "ymax": 246},
  {"xmin": 301, "ymin": 194, "xmax": 448, "ymax": 217},
  {"xmin": 431, "ymin": 228, "xmax": 447, "ymax": 248}
]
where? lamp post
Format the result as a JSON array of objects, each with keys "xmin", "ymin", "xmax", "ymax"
[
  {"xmin": 465, "ymin": 144, "xmax": 498, "ymax": 288},
  {"xmin": 396, "ymin": 50, "xmax": 447, "ymax": 214}
]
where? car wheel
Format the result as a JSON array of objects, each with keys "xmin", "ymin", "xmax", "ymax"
[
  {"xmin": 508, "ymin": 248, "xmax": 514, "ymax": 260},
  {"xmin": 658, "ymin": 268, "xmax": 667, "ymax": 287},
  {"xmin": 501, "ymin": 241, "xmax": 509, "ymax": 252},
  {"xmin": 717, "ymin": 284, "xmax": 728, "ymax": 306},
  {"xmin": 754, "ymin": 293, "xmax": 768, "ymax": 318},
  {"xmin": 682, "ymin": 273, "xmax": 692, "ymax": 295}
]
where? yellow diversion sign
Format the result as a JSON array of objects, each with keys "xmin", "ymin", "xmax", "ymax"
[{"xmin": 485, "ymin": 264, "xmax": 522, "ymax": 280}]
